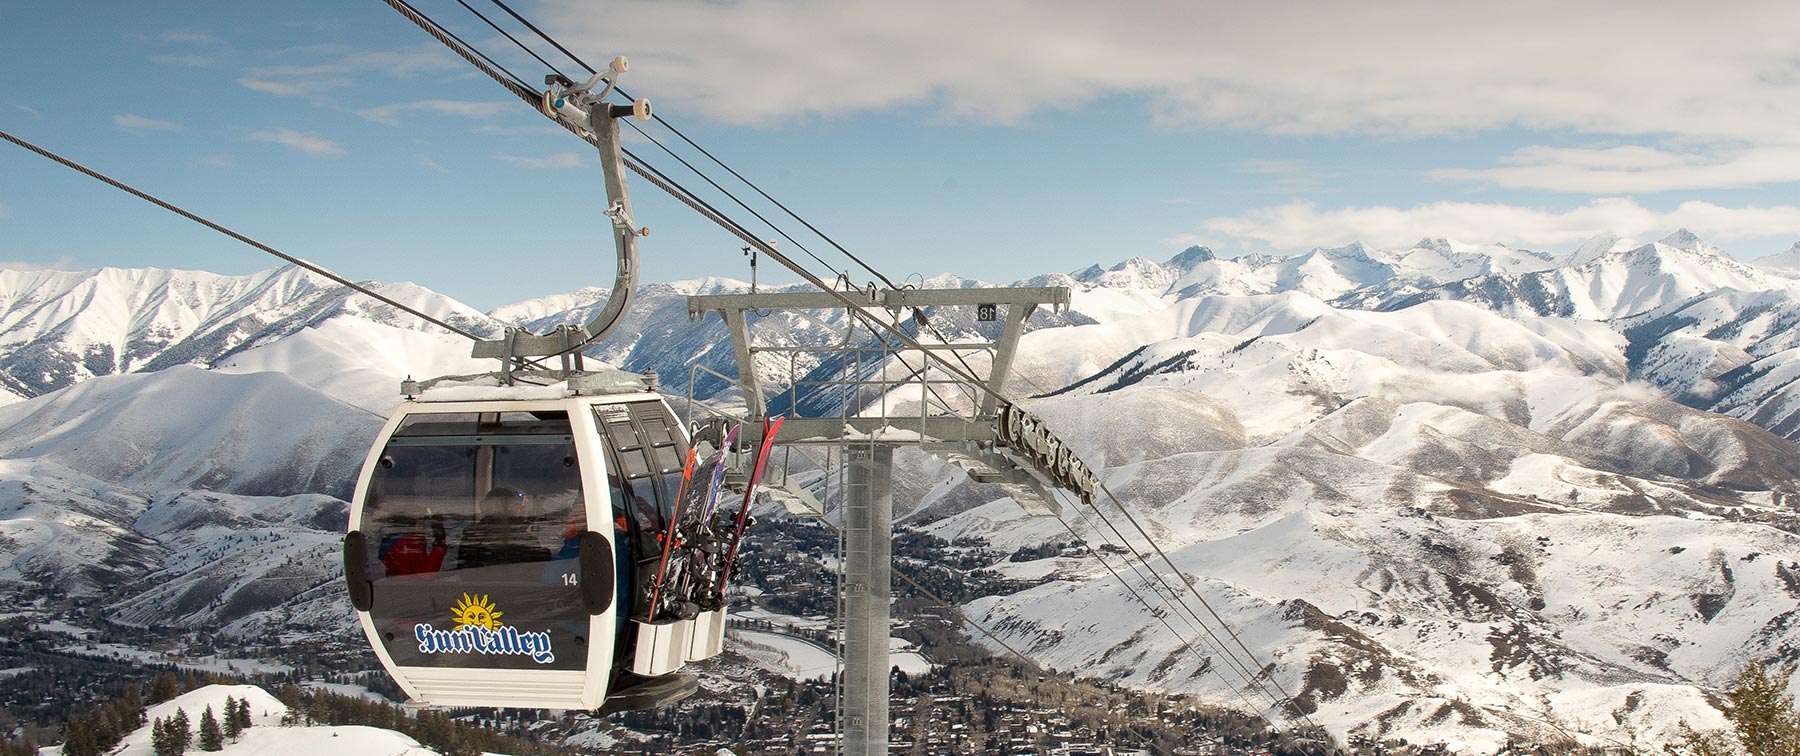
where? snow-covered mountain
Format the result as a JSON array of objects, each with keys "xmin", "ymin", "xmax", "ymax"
[
  {"xmin": 5, "ymin": 227, "xmax": 1800, "ymax": 751},
  {"xmin": 0, "ymin": 265, "xmax": 501, "ymax": 410},
  {"xmin": 1360, "ymin": 231, "xmax": 1796, "ymax": 320},
  {"xmin": 1751, "ymin": 241, "xmax": 1800, "ymax": 273},
  {"xmin": 0, "ymin": 365, "xmax": 370, "ymax": 646},
  {"xmin": 914, "ymin": 290, "xmax": 1800, "ymax": 748}
]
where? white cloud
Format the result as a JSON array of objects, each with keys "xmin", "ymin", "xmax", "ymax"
[
  {"xmin": 238, "ymin": 77, "xmax": 347, "ymax": 98},
  {"xmin": 358, "ymin": 99, "xmax": 509, "ymax": 126},
  {"xmin": 238, "ymin": 44, "xmax": 459, "ymax": 99},
  {"xmin": 113, "ymin": 114, "xmax": 185, "ymax": 132},
  {"xmin": 473, "ymin": 123, "xmax": 568, "ymax": 137},
  {"xmin": 1436, "ymin": 144, "xmax": 1800, "ymax": 193},
  {"xmin": 1234, "ymin": 159, "xmax": 1310, "ymax": 176},
  {"xmin": 1228, "ymin": 158, "xmax": 1331, "ymax": 194},
  {"xmin": 14, "ymin": 104, "xmax": 40, "ymax": 119},
  {"xmin": 543, "ymin": 0, "xmax": 1800, "ymax": 143},
  {"xmin": 246, "ymin": 129, "xmax": 345, "ymax": 158},
  {"xmin": 1194, "ymin": 198, "xmax": 1800, "ymax": 250},
  {"xmin": 494, "ymin": 153, "xmax": 586, "ymax": 169},
  {"xmin": 157, "ymin": 30, "xmax": 218, "ymax": 45},
  {"xmin": 149, "ymin": 54, "xmax": 215, "ymax": 68},
  {"xmin": 0, "ymin": 257, "xmax": 76, "ymax": 271}
]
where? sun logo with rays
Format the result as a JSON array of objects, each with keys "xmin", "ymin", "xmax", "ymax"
[{"xmin": 450, "ymin": 593, "xmax": 504, "ymax": 631}]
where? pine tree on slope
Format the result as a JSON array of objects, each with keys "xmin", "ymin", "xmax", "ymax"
[{"xmin": 199, "ymin": 705, "xmax": 223, "ymax": 752}]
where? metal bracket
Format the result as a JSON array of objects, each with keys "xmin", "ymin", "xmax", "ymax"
[{"xmin": 606, "ymin": 199, "xmax": 648, "ymax": 238}]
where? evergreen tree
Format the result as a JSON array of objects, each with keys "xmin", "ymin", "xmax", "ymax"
[
  {"xmin": 223, "ymin": 696, "xmax": 243, "ymax": 740},
  {"xmin": 235, "ymin": 697, "xmax": 254, "ymax": 731},
  {"xmin": 1727, "ymin": 664, "xmax": 1800, "ymax": 756},
  {"xmin": 170, "ymin": 707, "xmax": 192, "ymax": 755},
  {"xmin": 151, "ymin": 717, "xmax": 170, "ymax": 756},
  {"xmin": 124, "ymin": 684, "xmax": 145, "ymax": 723},
  {"xmin": 60, "ymin": 721, "xmax": 97, "ymax": 756},
  {"xmin": 199, "ymin": 705, "xmax": 224, "ymax": 751},
  {"xmin": 277, "ymin": 684, "xmax": 302, "ymax": 726},
  {"xmin": 1665, "ymin": 663, "xmax": 1800, "ymax": 756},
  {"xmin": 77, "ymin": 711, "xmax": 110, "ymax": 756},
  {"xmin": 151, "ymin": 672, "xmax": 179, "ymax": 703}
]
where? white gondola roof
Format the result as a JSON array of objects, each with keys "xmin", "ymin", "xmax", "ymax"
[{"xmin": 415, "ymin": 377, "xmax": 570, "ymax": 403}]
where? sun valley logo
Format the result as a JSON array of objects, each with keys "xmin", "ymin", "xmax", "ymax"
[{"xmin": 413, "ymin": 593, "xmax": 555, "ymax": 664}]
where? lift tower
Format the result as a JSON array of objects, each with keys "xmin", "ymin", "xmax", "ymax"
[{"xmin": 689, "ymin": 285, "xmax": 1098, "ymax": 756}]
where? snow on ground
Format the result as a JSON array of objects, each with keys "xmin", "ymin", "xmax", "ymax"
[
  {"xmin": 142, "ymin": 685, "xmax": 289, "ymax": 730},
  {"xmin": 562, "ymin": 726, "xmax": 623, "ymax": 751},
  {"xmin": 731, "ymin": 606, "xmax": 831, "ymax": 631},
  {"xmin": 889, "ymin": 637, "xmax": 933, "ymax": 675},
  {"xmin": 218, "ymin": 317, "xmax": 491, "ymax": 414},
  {"xmin": 734, "ymin": 630, "xmax": 839, "ymax": 680},
  {"xmin": 38, "ymin": 684, "xmax": 492, "ymax": 756},
  {"xmin": 30, "ymin": 620, "xmax": 93, "ymax": 637},
  {"xmin": 302, "ymin": 681, "xmax": 394, "ymax": 704},
  {"xmin": 51, "ymin": 641, "xmax": 292, "ymax": 676}
]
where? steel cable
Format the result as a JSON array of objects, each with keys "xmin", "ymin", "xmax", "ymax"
[
  {"xmin": 0, "ymin": 129, "xmax": 484, "ymax": 342},
  {"xmin": 380, "ymin": 0, "xmax": 1326, "ymax": 736}
]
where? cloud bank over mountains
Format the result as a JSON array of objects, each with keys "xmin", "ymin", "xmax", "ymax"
[
  {"xmin": 537, "ymin": 0, "xmax": 1800, "ymax": 258},
  {"xmin": 1193, "ymin": 198, "xmax": 1800, "ymax": 251},
  {"xmin": 545, "ymin": 0, "xmax": 1800, "ymax": 144}
]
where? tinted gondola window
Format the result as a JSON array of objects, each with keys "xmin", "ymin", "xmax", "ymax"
[
  {"xmin": 595, "ymin": 402, "xmax": 689, "ymax": 620},
  {"xmin": 597, "ymin": 407, "xmax": 660, "ymax": 554},
  {"xmin": 360, "ymin": 411, "xmax": 589, "ymax": 671},
  {"xmin": 631, "ymin": 402, "xmax": 688, "ymax": 520}
]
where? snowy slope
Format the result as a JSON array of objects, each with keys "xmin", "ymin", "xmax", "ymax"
[
  {"xmin": 864, "ymin": 265, "xmax": 1800, "ymax": 747},
  {"xmin": 0, "ymin": 367, "xmax": 371, "ymax": 636},
  {"xmin": 6, "ymin": 233, "xmax": 1800, "ymax": 750},
  {"xmin": 214, "ymin": 316, "xmax": 490, "ymax": 413},
  {"xmin": 0, "ymin": 366, "xmax": 378, "ymax": 497},
  {"xmin": 1619, "ymin": 286, "xmax": 1800, "ymax": 441},
  {"xmin": 1750, "ymin": 242, "xmax": 1800, "ymax": 273},
  {"xmin": 0, "ymin": 264, "xmax": 501, "ymax": 405},
  {"xmin": 1369, "ymin": 231, "xmax": 1797, "ymax": 320},
  {"xmin": 912, "ymin": 324, "xmax": 1799, "ymax": 747},
  {"xmin": 42, "ymin": 684, "xmax": 456, "ymax": 756}
]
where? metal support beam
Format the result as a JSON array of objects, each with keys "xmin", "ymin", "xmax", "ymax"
[
  {"xmin": 843, "ymin": 444, "xmax": 893, "ymax": 756},
  {"xmin": 683, "ymin": 285, "xmax": 1082, "ymax": 756},
  {"xmin": 688, "ymin": 286, "xmax": 1069, "ymax": 318},
  {"xmin": 981, "ymin": 301, "xmax": 1035, "ymax": 417},
  {"xmin": 738, "ymin": 416, "xmax": 997, "ymax": 447},
  {"xmin": 721, "ymin": 308, "xmax": 766, "ymax": 418}
]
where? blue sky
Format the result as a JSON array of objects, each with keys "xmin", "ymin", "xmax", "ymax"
[{"xmin": 4, "ymin": 0, "xmax": 1800, "ymax": 309}]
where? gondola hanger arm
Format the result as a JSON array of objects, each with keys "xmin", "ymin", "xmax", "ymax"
[{"xmin": 469, "ymin": 56, "xmax": 652, "ymax": 367}]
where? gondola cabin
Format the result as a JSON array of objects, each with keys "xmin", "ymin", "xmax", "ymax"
[{"xmin": 343, "ymin": 381, "xmax": 723, "ymax": 711}]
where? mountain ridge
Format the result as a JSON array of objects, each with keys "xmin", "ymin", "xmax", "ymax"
[{"xmin": 5, "ymin": 229, "xmax": 1800, "ymax": 750}]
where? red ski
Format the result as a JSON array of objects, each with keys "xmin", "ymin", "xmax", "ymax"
[
  {"xmin": 646, "ymin": 424, "xmax": 740, "ymax": 621},
  {"xmin": 645, "ymin": 444, "xmax": 700, "ymax": 622},
  {"xmin": 715, "ymin": 415, "xmax": 783, "ymax": 596}
]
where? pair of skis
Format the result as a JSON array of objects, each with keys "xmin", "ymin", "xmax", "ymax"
[{"xmin": 644, "ymin": 416, "xmax": 782, "ymax": 622}]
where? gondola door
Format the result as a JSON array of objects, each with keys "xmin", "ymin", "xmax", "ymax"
[
  {"xmin": 350, "ymin": 406, "xmax": 607, "ymax": 708},
  {"xmin": 592, "ymin": 400, "xmax": 695, "ymax": 677}
]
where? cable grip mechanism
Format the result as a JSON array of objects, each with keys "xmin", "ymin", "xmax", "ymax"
[{"xmin": 545, "ymin": 55, "xmax": 652, "ymax": 126}]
